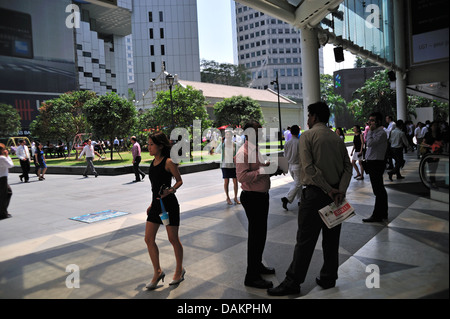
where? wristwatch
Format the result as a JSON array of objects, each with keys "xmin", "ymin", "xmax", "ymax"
[{"xmin": 170, "ymin": 187, "xmax": 176, "ymax": 194}]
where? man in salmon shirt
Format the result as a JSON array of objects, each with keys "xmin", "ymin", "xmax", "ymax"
[{"xmin": 235, "ymin": 120, "xmax": 282, "ymax": 289}]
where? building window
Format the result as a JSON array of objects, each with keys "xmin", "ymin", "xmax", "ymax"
[
  {"xmin": 150, "ymin": 45, "xmax": 154, "ymax": 56},
  {"xmin": 159, "ymin": 11, "xmax": 163, "ymax": 22},
  {"xmin": 149, "ymin": 28, "xmax": 153, "ymax": 39},
  {"xmin": 161, "ymin": 45, "xmax": 165, "ymax": 55},
  {"xmin": 151, "ymin": 62, "xmax": 155, "ymax": 73},
  {"xmin": 160, "ymin": 28, "xmax": 164, "ymax": 39},
  {"xmin": 148, "ymin": 12, "xmax": 152, "ymax": 23}
]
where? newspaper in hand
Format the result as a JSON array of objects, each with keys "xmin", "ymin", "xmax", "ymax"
[{"xmin": 318, "ymin": 199, "xmax": 355, "ymax": 229}]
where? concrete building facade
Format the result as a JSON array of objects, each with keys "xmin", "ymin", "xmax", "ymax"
[
  {"xmin": 234, "ymin": 2, "xmax": 324, "ymax": 102},
  {"xmin": 131, "ymin": 0, "xmax": 201, "ymax": 99}
]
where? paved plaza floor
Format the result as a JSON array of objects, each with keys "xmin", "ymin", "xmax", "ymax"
[{"xmin": 0, "ymin": 151, "xmax": 448, "ymax": 303}]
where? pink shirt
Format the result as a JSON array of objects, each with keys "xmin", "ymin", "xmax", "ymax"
[
  {"xmin": 132, "ymin": 142, "xmax": 141, "ymax": 159},
  {"xmin": 235, "ymin": 140, "xmax": 270, "ymax": 193},
  {"xmin": 363, "ymin": 125, "xmax": 370, "ymax": 143}
]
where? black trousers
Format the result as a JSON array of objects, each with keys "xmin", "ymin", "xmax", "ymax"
[
  {"xmin": 240, "ymin": 190, "xmax": 269, "ymax": 279},
  {"xmin": 0, "ymin": 176, "xmax": 12, "ymax": 218},
  {"xmin": 285, "ymin": 186, "xmax": 341, "ymax": 285},
  {"xmin": 390, "ymin": 147, "xmax": 404, "ymax": 177},
  {"xmin": 367, "ymin": 160, "xmax": 388, "ymax": 219},
  {"xmin": 133, "ymin": 156, "xmax": 145, "ymax": 181},
  {"xmin": 19, "ymin": 159, "xmax": 30, "ymax": 182}
]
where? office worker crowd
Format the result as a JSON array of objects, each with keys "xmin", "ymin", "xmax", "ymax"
[{"xmin": 2, "ymin": 101, "xmax": 448, "ymax": 296}]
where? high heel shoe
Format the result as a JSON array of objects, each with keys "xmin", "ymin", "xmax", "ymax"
[
  {"xmin": 169, "ymin": 268, "xmax": 186, "ymax": 285},
  {"xmin": 146, "ymin": 271, "xmax": 165, "ymax": 290}
]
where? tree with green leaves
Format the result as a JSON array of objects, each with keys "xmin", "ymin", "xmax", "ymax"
[
  {"xmin": 29, "ymin": 90, "xmax": 96, "ymax": 147},
  {"xmin": 320, "ymin": 74, "xmax": 346, "ymax": 118},
  {"xmin": 151, "ymin": 85, "xmax": 212, "ymax": 135},
  {"xmin": 83, "ymin": 92, "xmax": 137, "ymax": 160},
  {"xmin": 201, "ymin": 59, "xmax": 250, "ymax": 87},
  {"xmin": 349, "ymin": 70, "xmax": 397, "ymax": 123},
  {"xmin": 213, "ymin": 95, "xmax": 264, "ymax": 128},
  {"xmin": 0, "ymin": 103, "xmax": 21, "ymax": 137}
]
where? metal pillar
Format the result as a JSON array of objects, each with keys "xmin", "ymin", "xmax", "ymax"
[
  {"xmin": 300, "ymin": 27, "xmax": 321, "ymax": 127},
  {"xmin": 394, "ymin": 0, "xmax": 407, "ymax": 121}
]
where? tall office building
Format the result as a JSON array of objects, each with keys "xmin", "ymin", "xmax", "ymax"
[
  {"xmin": 131, "ymin": 0, "xmax": 201, "ymax": 98},
  {"xmin": 234, "ymin": 2, "xmax": 324, "ymax": 101},
  {"xmin": 0, "ymin": 0, "xmax": 202, "ymax": 131}
]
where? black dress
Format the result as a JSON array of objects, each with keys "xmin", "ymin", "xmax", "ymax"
[{"xmin": 146, "ymin": 157, "xmax": 180, "ymax": 226}]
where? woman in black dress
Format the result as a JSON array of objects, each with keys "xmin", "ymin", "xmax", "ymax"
[{"xmin": 144, "ymin": 132, "xmax": 184, "ymax": 289}]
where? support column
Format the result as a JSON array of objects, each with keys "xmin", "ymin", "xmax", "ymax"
[
  {"xmin": 300, "ymin": 27, "xmax": 321, "ymax": 128},
  {"xmin": 394, "ymin": 0, "xmax": 407, "ymax": 120}
]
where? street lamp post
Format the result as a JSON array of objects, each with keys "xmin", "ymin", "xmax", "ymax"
[
  {"xmin": 165, "ymin": 74, "xmax": 175, "ymax": 129},
  {"xmin": 270, "ymin": 72, "xmax": 283, "ymax": 150}
]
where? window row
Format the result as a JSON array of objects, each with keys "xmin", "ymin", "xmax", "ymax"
[
  {"xmin": 148, "ymin": 11, "xmax": 164, "ymax": 23},
  {"xmin": 236, "ymin": 8, "xmax": 264, "ymax": 18},
  {"xmin": 239, "ymin": 41, "xmax": 301, "ymax": 52},
  {"xmin": 251, "ymin": 83, "xmax": 303, "ymax": 91},
  {"xmin": 149, "ymin": 28, "xmax": 165, "ymax": 39},
  {"xmin": 237, "ymin": 19, "xmax": 266, "ymax": 32},
  {"xmin": 238, "ymin": 22, "xmax": 300, "ymax": 34},
  {"xmin": 241, "ymin": 54, "xmax": 302, "ymax": 65},
  {"xmin": 150, "ymin": 45, "xmax": 165, "ymax": 56},
  {"xmin": 249, "ymin": 68, "xmax": 303, "ymax": 79}
]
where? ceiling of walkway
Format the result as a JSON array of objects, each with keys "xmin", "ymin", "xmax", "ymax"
[
  {"xmin": 235, "ymin": 0, "xmax": 343, "ymax": 28},
  {"xmin": 236, "ymin": 0, "xmax": 449, "ymax": 102}
]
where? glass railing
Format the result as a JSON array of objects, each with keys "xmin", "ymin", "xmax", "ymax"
[{"xmin": 419, "ymin": 153, "xmax": 449, "ymax": 190}]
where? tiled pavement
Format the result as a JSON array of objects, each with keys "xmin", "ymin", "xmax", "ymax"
[{"xmin": 0, "ymin": 151, "xmax": 448, "ymax": 300}]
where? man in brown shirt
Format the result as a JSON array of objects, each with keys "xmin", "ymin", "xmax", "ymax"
[{"xmin": 268, "ymin": 101, "xmax": 352, "ymax": 296}]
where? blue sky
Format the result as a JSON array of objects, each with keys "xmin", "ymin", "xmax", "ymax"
[
  {"xmin": 196, "ymin": 0, "xmax": 355, "ymax": 74},
  {"xmin": 197, "ymin": 0, "xmax": 235, "ymax": 64}
]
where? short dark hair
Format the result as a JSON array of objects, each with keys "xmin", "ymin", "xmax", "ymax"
[
  {"xmin": 308, "ymin": 101, "xmax": 330, "ymax": 123},
  {"xmin": 243, "ymin": 120, "xmax": 262, "ymax": 132},
  {"xmin": 290, "ymin": 125, "xmax": 300, "ymax": 136},
  {"xmin": 369, "ymin": 112, "xmax": 383, "ymax": 127}
]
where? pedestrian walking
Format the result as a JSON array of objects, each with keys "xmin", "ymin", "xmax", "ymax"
[
  {"xmin": 388, "ymin": 120, "xmax": 409, "ymax": 181},
  {"xmin": 0, "ymin": 143, "xmax": 14, "ymax": 220},
  {"xmin": 35, "ymin": 142, "xmax": 47, "ymax": 180},
  {"xmin": 78, "ymin": 139, "xmax": 102, "ymax": 177},
  {"xmin": 350, "ymin": 125, "xmax": 365, "ymax": 180},
  {"xmin": 16, "ymin": 139, "xmax": 31, "ymax": 183},
  {"xmin": 144, "ymin": 132, "xmax": 184, "ymax": 289},
  {"xmin": 281, "ymin": 124, "xmax": 302, "ymax": 210},
  {"xmin": 131, "ymin": 136, "xmax": 146, "ymax": 182}
]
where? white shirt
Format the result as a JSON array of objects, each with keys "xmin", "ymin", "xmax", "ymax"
[
  {"xmin": 283, "ymin": 135, "xmax": 299, "ymax": 165},
  {"xmin": 414, "ymin": 126, "xmax": 422, "ymax": 138},
  {"xmin": 384, "ymin": 121, "xmax": 396, "ymax": 138},
  {"xmin": 79, "ymin": 144, "xmax": 95, "ymax": 158},
  {"xmin": 16, "ymin": 145, "xmax": 30, "ymax": 161},
  {"xmin": 420, "ymin": 126, "xmax": 428, "ymax": 137},
  {"xmin": 0, "ymin": 155, "xmax": 14, "ymax": 177}
]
